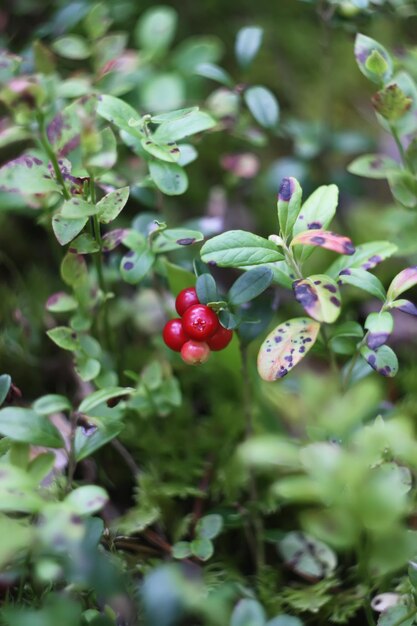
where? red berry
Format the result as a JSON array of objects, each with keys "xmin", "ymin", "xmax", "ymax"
[
  {"xmin": 182, "ymin": 304, "xmax": 219, "ymax": 340},
  {"xmin": 175, "ymin": 287, "xmax": 200, "ymax": 316},
  {"xmin": 181, "ymin": 340, "xmax": 210, "ymax": 365},
  {"xmin": 207, "ymin": 325, "xmax": 233, "ymax": 351},
  {"xmin": 162, "ymin": 319, "xmax": 189, "ymax": 352}
]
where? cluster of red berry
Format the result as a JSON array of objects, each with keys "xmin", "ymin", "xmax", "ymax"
[{"xmin": 162, "ymin": 287, "xmax": 233, "ymax": 365}]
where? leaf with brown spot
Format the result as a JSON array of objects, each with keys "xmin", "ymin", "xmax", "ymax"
[
  {"xmin": 293, "ymin": 274, "xmax": 341, "ymax": 323},
  {"xmin": 257, "ymin": 317, "xmax": 320, "ymax": 381},
  {"xmin": 291, "ymin": 230, "xmax": 355, "ymax": 256}
]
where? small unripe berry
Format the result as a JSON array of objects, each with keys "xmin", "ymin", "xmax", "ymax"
[
  {"xmin": 162, "ymin": 319, "xmax": 189, "ymax": 352},
  {"xmin": 182, "ymin": 304, "xmax": 219, "ymax": 340},
  {"xmin": 207, "ymin": 325, "xmax": 233, "ymax": 351},
  {"xmin": 175, "ymin": 287, "xmax": 200, "ymax": 316},
  {"xmin": 181, "ymin": 340, "xmax": 210, "ymax": 365}
]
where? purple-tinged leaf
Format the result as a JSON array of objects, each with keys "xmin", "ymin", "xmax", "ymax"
[
  {"xmin": 388, "ymin": 299, "xmax": 417, "ymax": 316},
  {"xmin": 257, "ymin": 317, "xmax": 320, "ymax": 381},
  {"xmin": 0, "ymin": 154, "xmax": 61, "ymax": 195},
  {"xmin": 347, "ymin": 154, "xmax": 398, "ymax": 179},
  {"xmin": 293, "ymin": 274, "xmax": 341, "ymax": 323},
  {"xmin": 291, "ymin": 230, "xmax": 355, "ymax": 256},
  {"xmin": 365, "ymin": 312, "xmax": 393, "ymax": 350},
  {"xmin": 387, "ymin": 266, "xmax": 417, "ymax": 301},
  {"xmin": 47, "ymin": 95, "xmax": 97, "ymax": 157},
  {"xmin": 46, "ymin": 292, "xmax": 77, "ymax": 313},
  {"xmin": 326, "ymin": 241, "xmax": 397, "ymax": 279},
  {"xmin": 102, "ymin": 228, "xmax": 130, "ymax": 252},
  {"xmin": 277, "ymin": 176, "xmax": 302, "ymax": 237},
  {"xmin": 354, "ymin": 34, "xmax": 393, "ymax": 84},
  {"xmin": 360, "ymin": 344, "xmax": 398, "ymax": 378}
]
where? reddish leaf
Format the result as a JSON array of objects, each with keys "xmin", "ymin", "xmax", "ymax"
[{"xmin": 291, "ymin": 230, "xmax": 355, "ymax": 256}]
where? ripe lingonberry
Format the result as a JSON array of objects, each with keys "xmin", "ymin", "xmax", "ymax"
[
  {"xmin": 162, "ymin": 319, "xmax": 189, "ymax": 352},
  {"xmin": 181, "ymin": 340, "xmax": 210, "ymax": 365},
  {"xmin": 175, "ymin": 287, "xmax": 200, "ymax": 316},
  {"xmin": 181, "ymin": 304, "xmax": 219, "ymax": 340},
  {"xmin": 207, "ymin": 325, "xmax": 233, "ymax": 351}
]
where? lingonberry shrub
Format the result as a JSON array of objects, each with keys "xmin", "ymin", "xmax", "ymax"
[{"xmin": 1, "ymin": 2, "xmax": 417, "ymax": 625}]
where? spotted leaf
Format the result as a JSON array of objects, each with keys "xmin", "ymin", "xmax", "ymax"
[
  {"xmin": 97, "ymin": 186, "xmax": 129, "ymax": 224},
  {"xmin": 293, "ymin": 274, "xmax": 341, "ymax": 323},
  {"xmin": 141, "ymin": 137, "xmax": 180, "ymax": 163},
  {"xmin": 387, "ymin": 266, "xmax": 417, "ymax": 301},
  {"xmin": 278, "ymin": 531, "xmax": 337, "ymax": 580},
  {"xmin": 327, "ymin": 241, "xmax": 397, "ymax": 279},
  {"xmin": 257, "ymin": 317, "xmax": 320, "ymax": 381},
  {"xmin": 387, "ymin": 299, "xmax": 417, "ymax": 316},
  {"xmin": 347, "ymin": 154, "xmax": 399, "ymax": 180},
  {"xmin": 292, "ymin": 184, "xmax": 339, "ymax": 237},
  {"xmin": 365, "ymin": 312, "xmax": 393, "ymax": 350},
  {"xmin": 151, "ymin": 228, "xmax": 204, "ymax": 253},
  {"xmin": 291, "ymin": 230, "xmax": 355, "ymax": 256},
  {"xmin": 120, "ymin": 245, "xmax": 155, "ymax": 284},
  {"xmin": 277, "ymin": 176, "xmax": 302, "ymax": 237},
  {"xmin": 0, "ymin": 154, "xmax": 61, "ymax": 195},
  {"xmin": 337, "ymin": 268, "xmax": 386, "ymax": 301},
  {"xmin": 360, "ymin": 344, "xmax": 398, "ymax": 378}
]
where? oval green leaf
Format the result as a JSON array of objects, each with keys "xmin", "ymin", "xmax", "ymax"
[
  {"xmin": 201, "ymin": 230, "xmax": 284, "ymax": 267},
  {"xmin": 228, "ymin": 267, "xmax": 273, "ymax": 306},
  {"xmin": 0, "ymin": 408, "xmax": 63, "ymax": 447}
]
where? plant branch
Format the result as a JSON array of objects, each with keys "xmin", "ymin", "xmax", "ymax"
[{"xmin": 36, "ymin": 111, "xmax": 70, "ymax": 200}]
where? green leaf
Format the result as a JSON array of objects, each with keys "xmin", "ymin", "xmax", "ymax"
[
  {"xmin": 141, "ymin": 137, "xmax": 180, "ymax": 163},
  {"xmin": 142, "ymin": 73, "xmax": 185, "ymax": 113},
  {"xmin": 377, "ymin": 605, "xmax": 415, "ymax": 626},
  {"xmin": 292, "ymin": 184, "xmax": 339, "ymax": 237},
  {"xmin": 337, "ymin": 268, "xmax": 386, "ymax": 300},
  {"xmin": 27, "ymin": 452, "xmax": 56, "ymax": 482},
  {"xmin": 0, "ymin": 154, "xmax": 61, "ymax": 195},
  {"xmin": 47, "ymin": 327, "xmax": 78, "ymax": 351},
  {"xmin": 348, "ymin": 154, "xmax": 399, "ymax": 179},
  {"xmin": 135, "ymin": 5, "xmax": 177, "ymax": 53},
  {"xmin": 52, "ymin": 214, "xmax": 88, "ymax": 246},
  {"xmin": 235, "ymin": 26, "xmax": 263, "ymax": 67},
  {"xmin": 154, "ymin": 109, "xmax": 216, "ymax": 142},
  {"xmin": 355, "ymin": 34, "xmax": 393, "ymax": 84},
  {"xmin": 86, "ymin": 127, "xmax": 117, "ymax": 171},
  {"xmin": 148, "ymin": 161, "xmax": 188, "ymax": 195},
  {"xmin": 65, "ymin": 485, "xmax": 108, "ymax": 515},
  {"xmin": 61, "ymin": 252, "xmax": 88, "ymax": 287},
  {"xmin": 201, "ymin": 230, "xmax": 284, "ymax": 267},
  {"xmin": 121, "ymin": 245, "xmax": 155, "ymax": 284},
  {"xmin": 327, "ymin": 241, "xmax": 398, "ymax": 279},
  {"xmin": 190, "ymin": 537, "xmax": 214, "ymax": 561},
  {"xmin": 172, "ymin": 541, "xmax": 192, "ymax": 559},
  {"xmin": 196, "ymin": 514, "xmax": 223, "ymax": 539},
  {"xmin": 279, "ymin": 531, "xmax": 337, "ymax": 579},
  {"xmin": 365, "ymin": 312, "xmax": 393, "ymax": 350},
  {"xmin": 372, "ymin": 84, "xmax": 412, "ymax": 121},
  {"xmin": 96, "ymin": 186, "xmax": 129, "ymax": 224},
  {"xmin": 75, "ymin": 355, "xmax": 101, "ymax": 382},
  {"xmin": 257, "ymin": 317, "xmax": 320, "ymax": 381},
  {"xmin": 46, "ymin": 291, "xmax": 78, "ymax": 312},
  {"xmin": 291, "ymin": 230, "xmax": 355, "ymax": 256},
  {"xmin": 0, "ymin": 375, "xmax": 11, "ymax": 406},
  {"xmin": 196, "ymin": 273, "xmax": 218, "ymax": 304},
  {"xmin": 97, "ymin": 94, "xmax": 143, "ymax": 137},
  {"xmin": 151, "ymin": 228, "xmax": 204, "ymax": 253},
  {"xmin": 78, "ymin": 387, "xmax": 134, "ymax": 413},
  {"xmin": 231, "ymin": 599, "xmax": 266, "ymax": 626},
  {"xmin": 0, "ymin": 515, "xmax": 32, "ymax": 569},
  {"xmin": 244, "ymin": 85, "xmax": 280, "ymax": 128},
  {"xmin": 387, "ymin": 266, "xmax": 417, "ymax": 300},
  {"xmin": 74, "ymin": 419, "xmax": 122, "ymax": 461},
  {"xmin": 150, "ymin": 107, "xmax": 198, "ymax": 123},
  {"xmin": 52, "ymin": 35, "xmax": 90, "ymax": 60},
  {"xmin": 195, "ymin": 62, "xmax": 233, "ymax": 87},
  {"xmin": 33, "ymin": 394, "xmax": 72, "ymax": 415},
  {"xmin": 238, "ymin": 435, "xmax": 300, "ymax": 469},
  {"xmin": 387, "ymin": 299, "xmax": 417, "ymax": 316},
  {"xmin": 60, "ymin": 198, "xmax": 98, "ymax": 219},
  {"xmin": 69, "ymin": 233, "xmax": 100, "ymax": 254},
  {"xmin": 293, "ymin": 274, "xmax": 341, "ymax": 323},
  {"xmin": 0, "ymin": 408, "xmax": 63, "ymax": 447},
  {"xmin": 278, "ymin": 177, "xmax": 303, "ymax": 237},
  {"xmin": 387, "ymin": 170, "xmax": 417, "ymax": 208},
  {"xmin": 228, "ymin": 267, "xmax": 273, "ymax": 305},
  {"xmin": 360, "ymin": 344, "xmax": 399, "ymax": 377}
]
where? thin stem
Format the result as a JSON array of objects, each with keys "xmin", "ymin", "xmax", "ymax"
[
  {"xmin": 36, "ymin": 111, "xmax": 70, "ymax": 200},
  {"xmin": 389, "ymin": 124, "xmax": 415, "ymax": 175},
  {"xmin": 66, "ymin": 411, "xmax": 78, "ymax": 493},
  {"xmin": 282, "ymin": 242, "xmax": 303, "ymax": 281},
  {"xmin": 240, "ymin": 342, "xmax": 265, "ymax": 572}
]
